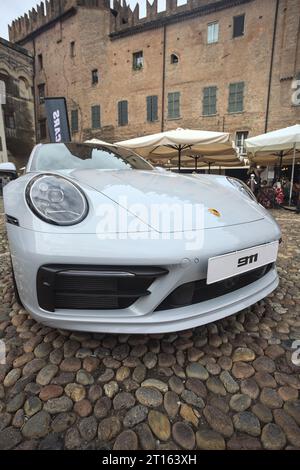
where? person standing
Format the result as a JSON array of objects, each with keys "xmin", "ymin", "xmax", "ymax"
[
  {"xmin": 274, "ymin": 182, "xmax": 284, "ymax": 205},
  {"xmin": 247, "ymin": 172, "xmax": 258, "ymax": 194}
]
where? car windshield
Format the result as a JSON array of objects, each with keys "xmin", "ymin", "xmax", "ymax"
[{"xmin": 30, "ymin": 143, "xmax": 153, "ymax": 172}]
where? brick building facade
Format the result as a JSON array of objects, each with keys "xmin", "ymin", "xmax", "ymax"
[
  {"xmin": 0, "ymin": 38, "xmax": 35, "ymax": 168},
  {"xmin": 8, "ymin": 0, "xmax": 300, "ymax": 156}
]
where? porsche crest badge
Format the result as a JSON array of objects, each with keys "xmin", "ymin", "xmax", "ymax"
[{"xmin": 208, "ymin": 208, "xmax": 221, "ymax": 217}]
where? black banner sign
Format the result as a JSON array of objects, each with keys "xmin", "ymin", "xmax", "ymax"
[{"xmin": 44, "ymin": 97, "xmax": 71, "ymax": 143}]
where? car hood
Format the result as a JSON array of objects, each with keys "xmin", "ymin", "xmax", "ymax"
[{"xmin": 64, "ymin": 169, "xmax": 265, "ymax": 232}]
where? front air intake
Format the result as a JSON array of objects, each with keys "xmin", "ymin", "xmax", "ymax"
[{"xmin": 37, "ymin": 265, "xmax": 168, "ymax": 311}]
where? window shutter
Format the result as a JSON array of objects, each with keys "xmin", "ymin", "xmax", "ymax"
[
  {"xmin": 146, "ymin": 96, "xmax": 152, "ymax": 122},
  {"xmin": 118, "ymin": 101, "xmax": 128, "ymax": 126},
  {"xmin": 118, "ymin": 101, "xmax": 122, "ymax": 126},
  {"xmin": 71, "ymin": 110, "xmax": 78, "ymax": 133},
  {"xmin": 203, "ymin": 87, "xmax": 217, "ymax": 116},
  {"xmin": 203, "ymin": 88, "xmax": 209, "ymax": 115},
  {"xmin": 168, "ymin": 93, "xmax": 172, "ymax": 118},
  {"xmin": 228, "ymin": 83, "xmax": 235, "ymax": 113},
  {"xmin": 147, "ymin": 96, "xmax": 158, "ymax": 122},
  {"xmin": 91, "ymin": 105, "xmax": 100, "ymax": 129},
  {"xmin": 237, "ymin": 83, "xmax": 244, "ymax": 112},
  {"xmin": 122, "ymin": 101, "xmax": 128, "ymax": 125},
  {"xmin": 211, "ymin": 86, "xmax": 217, "ymax": 114},
  {"xmin": 175, "ymin": 92, "xmax": 180, "ymax": 117},
  {"xmin": 120, "ymin": 101, "xmax": 125, "ymax": 125},
  {"xmin": 228, "ymin": 82, "xmax": 244, "ymax": 113},
  {"xmin": 168, "ymin": 92, "xmax": 180, "ymax": 119},
  {"xmin": 152, "ymin": 96, "xmax": 158, "ymax": 121}
]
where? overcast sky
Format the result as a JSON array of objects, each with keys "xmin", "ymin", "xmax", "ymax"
[{"xmin": 0, "ymin": 0, "xmax": 187, "ymax": 41}]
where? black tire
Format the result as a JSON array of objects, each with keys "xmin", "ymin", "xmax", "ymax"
[{"xmin": 11, "ymin": 259, "xmax": 24, "ymax": 307}]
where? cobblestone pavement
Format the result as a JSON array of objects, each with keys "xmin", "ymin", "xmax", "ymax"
[{"xmin": 0, "ymin": 206, "xmax": 300, "ymax": 450}]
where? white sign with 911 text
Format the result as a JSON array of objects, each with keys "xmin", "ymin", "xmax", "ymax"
[{"xmin": 207, "ymin": 240, "xmax": 279, "ymax": 285}]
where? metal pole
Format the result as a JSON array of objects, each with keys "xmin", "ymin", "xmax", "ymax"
[
  {"xmin": 279, "ymin": 151, "xmax": 283, "ymax": 180},
  {"xmin": 195, "ymin": 157, "xmax": 198, "ymax": 172},
  {"xmin": 289, "ymin": 143, "xmax": 296, "ymax": 206},
  {"xmin": 208, "ymin": 163, "xmax": 211, "ymax": 174},
  {"xmin": 161, "ymin": 25, "xmax": 167, "ymax": 132},
  {"xmin": 178, "ymin": 146, "xmax": 181, "ymax": 172},
  {"xmin": 265, "ymin": 0, "xmax": 279, "ymax": 133}
]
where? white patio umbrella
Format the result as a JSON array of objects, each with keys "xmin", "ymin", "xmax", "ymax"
[
  {"xmin": 245, "ymin": 124, "xmax": 300, "ymax": 205},
  {"xmin": 246, "ymin": 149, "xmax": 300, "ymax": 166},
  {"xmin": 116, "ymin": 128, "xmax": 236, "ymax": 171}
]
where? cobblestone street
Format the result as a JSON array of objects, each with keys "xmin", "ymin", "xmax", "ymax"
[{"xmin": 0, "ymin": 205, "xmax": 300, "ymax": 450}]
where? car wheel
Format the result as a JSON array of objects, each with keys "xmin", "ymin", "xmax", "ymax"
[{"xmin": 11, "ymin": 259, "xmax": 24, "ymax": 307}]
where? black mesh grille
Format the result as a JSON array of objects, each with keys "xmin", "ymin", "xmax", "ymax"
[
  {"xmin": 56, "ymin": 275, "xmax": 117, "ymax": 292},
  {"xmin": 55, "ymin": 292, "xmax": 120, "ymax": 310},
  {"xmin": 155, "ymin": 263, "xmax": 273, "ymax": 311},
  {"xmin": 37, "ymin": 265, "xmax": 168, "ymax": 312}
]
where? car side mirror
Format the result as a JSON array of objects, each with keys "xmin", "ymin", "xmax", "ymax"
[{"xmin": 0, "ymin": 162, "xmax": 18, "ymax": 181}]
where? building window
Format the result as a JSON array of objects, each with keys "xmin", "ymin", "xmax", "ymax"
[
  {"xmin": 70, "ymin": 41, "xmax": 75, "ymax": 58},
  {"xmin": 170, "ymin": 54, "xmax": 179, "ymax": 64},
  {"xmin": 92, "ymin": 69, "xmax": 99, "ymax": 85},
  {"xmin": 233, "ymin": 14, "xmax": 245, "ymax": 38},
  {"xmin": 38, "ymin": 83, "xmax": 45, "ymax": 104},
  {"xmin": 228, "ymin": 82, "xmax": 245, "ymax": 113},
  {"xmin": 146, "ymin": 95, "xmax": 158, "ymax": 122},
  {"xmin": 39, "ymin": 119, "xmax": 47, "ymax": 140},
  {"xmin": 118, "ymin": 100, "xmax": 128, "ymax": 126},
  {"xmin": 203, "ymin": 86, "xmax": 217, "ymax": 116},
  {"xmin": 91, "ymin": 105, "xmax": 101, "ymax": 129},
  {"xmin": 4, "ymin": 113, "xmax": 16, "ymax": 129},
  {"xmin": 133, "ymin": 51, "xmax": 143, "ymax": 70},
  {"xmin": 71, "ymin": 109, "xmax": 79, "ymax": 133},
  {"xmin": 38, "ymin": 54, "xmax": 43, "ymax": 70},
  {"xmin": 235, "ymin": 131, "xmax": 249, "ymax": 155},
  {"xmin": 207, "ymin": 22, "xmax": 219, "ymax": 44},
  {"xmin": 168, "ymin": 92, "xmax": 180, "ymax": 119}
]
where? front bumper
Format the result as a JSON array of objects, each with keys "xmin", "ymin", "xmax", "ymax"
[{"xmin": 7, "ymin": 218, "xmax": 280, "ymax": 333}]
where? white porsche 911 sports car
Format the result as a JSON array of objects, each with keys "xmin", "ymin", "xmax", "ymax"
[{"xmin": 2, "ymin": 142, "xmax": 281, "ymax": 333}]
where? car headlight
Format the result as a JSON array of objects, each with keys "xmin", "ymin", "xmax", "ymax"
[
  {"xmin": 26, "ymin": 174, "xmax": 88, "ymax": 226},
  {"xmin": 227, "ymin": 177, "xmax": 257, "ymax": 201}
]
